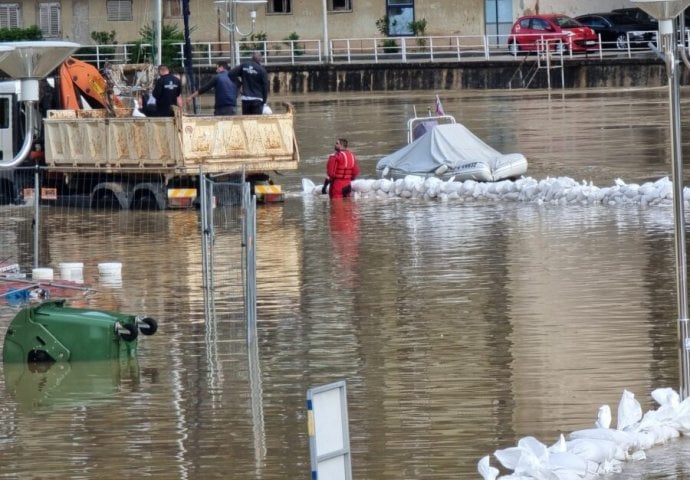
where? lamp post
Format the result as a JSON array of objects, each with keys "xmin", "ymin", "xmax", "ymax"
[
  {"xmin": 633, "ymin": 0, "xmax": 690, "ymax": 399},
  {"xmin": 217, "ymin": 0, "xmax": 267, "ymax": 65}
]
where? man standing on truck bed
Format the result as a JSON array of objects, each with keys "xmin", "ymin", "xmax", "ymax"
[
  {"xmin": 229, "ymin": 51, "xmax": 268, "ymax": 115},
  {"xmin": 185, "ymin": 61, "xmax": 237, "ymax": 115},
  {"xmin": 152, "ymin": 64, "xmax": 182, "ymax": 117}
]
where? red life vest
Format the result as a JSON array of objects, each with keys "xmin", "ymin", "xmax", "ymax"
[{"xmin": 332, "ymin": 150, "xmax": 357, "ymax": 180}]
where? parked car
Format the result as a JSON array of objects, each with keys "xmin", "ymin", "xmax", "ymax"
[
  {"xmin": 508, "ymin": 14, "xmax": 598, "ymax": 55},
  {"xmin": 575, "ymin": 12, "xmax": 657, "ymax": 50},
  {"xmin": 613, "ymin": 6, "xmax": 689, "ymax": 42},
  {"xmin": 611, "ymin": 7, "xmax": 658, "ymax": 27}
]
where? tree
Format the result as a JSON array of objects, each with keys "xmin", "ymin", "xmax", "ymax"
[{"xmin": 131, "ymin": 22, "xmax": 188, "ymax": 66}]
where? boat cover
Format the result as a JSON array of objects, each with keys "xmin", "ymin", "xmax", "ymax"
[{"xmin": 377, "ymin": 123, "xmax": 525, "ymax": 177}]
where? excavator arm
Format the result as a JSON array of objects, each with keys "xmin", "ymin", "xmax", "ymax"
[{"xmin": 58, "ymin": 57, "xmax": 123, "ymax": 111}]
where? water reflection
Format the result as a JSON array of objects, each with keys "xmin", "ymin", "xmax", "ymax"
[
  {"xmin": 1, "ymin": 89, "xmax": 690, "ymax": 478},
  {"xmin": 3, "ymin": 359, "xmax": 144, "ymax": 411}
]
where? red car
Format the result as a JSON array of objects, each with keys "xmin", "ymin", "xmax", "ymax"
[{"xmin": 508, "ymin": 14, "xmax": 599, "ymax": 54}]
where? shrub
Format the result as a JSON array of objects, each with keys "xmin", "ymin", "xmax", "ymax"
[
  {"xmin": 409, "ymin": 18, "xmax": 428, "ymax": 47},
  {"xmin": 382, "ymin": 38, "xmax": 399, "ymax": 54},
  {"xmin": 240, "ymin": 32, "xmax": 267, "ymax": 54},
  {"xmin": 130, "ymin": 22, "xmax": 188, "ymax": 66},
  {"xmin": 284, "ymin": 32, "xmax": 304, "ymax": 56},
  {"xmin": 0, "ymin": 25, "xmax": 42, "ymax": 41}
]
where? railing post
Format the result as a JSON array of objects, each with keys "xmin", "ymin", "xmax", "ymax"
[
  {"xmin": 33, "ymin": 166, "xmax": 40, "ymax": 269},
  {"xmin": 402, "ymin": 38, "xmax": 407, "ymax": 62}
]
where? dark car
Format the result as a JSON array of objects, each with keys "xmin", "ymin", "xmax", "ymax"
[
  {"xmin": 611, "ymin": 7, "xmax": 658, "ymax": 27},
  {"xmin": 614, "ymin": 6, "xmax": 690, "ymax": 26},
  {"xmin": 575, "ymin": 12, "xmax": 657, "ymax": 50}
]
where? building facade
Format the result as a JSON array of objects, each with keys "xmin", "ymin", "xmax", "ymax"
[{"xmin": 0, "ymin": 0, "xmax": 634, "ymax": 46}]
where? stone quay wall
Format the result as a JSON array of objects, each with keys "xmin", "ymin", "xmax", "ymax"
[{"xmin": 186, "ymin": 58, "xmax": 680, "ymax": 94}]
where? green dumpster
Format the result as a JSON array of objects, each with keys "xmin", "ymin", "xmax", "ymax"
[{"xmin": 3, "ymin": 299, "xmax": 157, "ymax": 364}]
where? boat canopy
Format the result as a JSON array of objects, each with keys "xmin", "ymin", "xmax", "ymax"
[{"xmin": 377, "ymin": 123, "xmax": 524, "ymax": 176}]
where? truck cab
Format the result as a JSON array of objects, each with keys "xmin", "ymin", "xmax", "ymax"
[{"xmin": 0, "ymin": 80, "xmax": 31, "ymax": 204}]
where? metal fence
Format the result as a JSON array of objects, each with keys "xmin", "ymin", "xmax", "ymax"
[
  {"xmin": 199, "ymin": 172, "xmax": 257, "ymax": 340},
  {"xmin": 71, "ymin": 31, "xmax": 670, "ymax": 69},
  {"xmin": 0, "ymin": 167, "xmax": 257, "ymax": 340}
]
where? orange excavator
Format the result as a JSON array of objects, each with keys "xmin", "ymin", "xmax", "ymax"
[{"xmin": 58, "ymin": 57, "xmax": 124, "ymax": 112}]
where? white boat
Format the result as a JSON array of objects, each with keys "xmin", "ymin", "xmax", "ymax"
[{"xmin": 376, "ymin": 110, "xmax": 528, "ymax": 182}]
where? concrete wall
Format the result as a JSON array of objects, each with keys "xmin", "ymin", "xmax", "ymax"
[{"xmin": 254, "ymin": 58, "xmax": 671, "ymax": 94}]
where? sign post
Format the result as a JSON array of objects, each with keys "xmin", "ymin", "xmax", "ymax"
[{"xmin": 306, "ymin": 380, "xmax": 352, "ymax": 480}]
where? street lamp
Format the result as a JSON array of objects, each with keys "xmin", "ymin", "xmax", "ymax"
[
  {"xmin": 216, "ymin": 0, "xmax": 267, "ymax": 65},
  {"xmin": 633, "ymin": 0, "xmax": 690, "ymax": 399}
]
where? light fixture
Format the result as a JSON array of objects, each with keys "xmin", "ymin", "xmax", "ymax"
[
  {"xmin": 0, "ymin": 41, "xmax": 79, "ymax": 168},
  {"xmin": 215, "ymin": 0, "xmax": 267, "ymax": 37}
]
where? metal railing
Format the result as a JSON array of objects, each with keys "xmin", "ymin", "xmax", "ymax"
[{"xmin": 70, "ymin": 32, "xmax": 672, "ymax": 68}]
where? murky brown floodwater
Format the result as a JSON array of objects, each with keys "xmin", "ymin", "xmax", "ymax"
[{"xmin": 2, "ymin": 87, "xmax": 690, "ymax": 479}]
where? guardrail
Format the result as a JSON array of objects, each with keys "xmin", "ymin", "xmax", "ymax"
[{"xmin": 70, "ymin": 32, "xmax": 670, "ymax": 68}]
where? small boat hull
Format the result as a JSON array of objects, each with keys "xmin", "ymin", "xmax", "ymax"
[{"xmin": 376, "ymin": 122, "xmax": 528, "ymax": 182}]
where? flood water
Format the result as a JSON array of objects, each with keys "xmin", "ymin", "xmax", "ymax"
[{"xmin": 2, "ymin": 87, "xmax": 690, "ymax": 478}]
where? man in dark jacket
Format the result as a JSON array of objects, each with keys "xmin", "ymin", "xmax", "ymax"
[
  {"xmin": 229, "ymin": 51, "xmax": 269, "ymax": 115},
  {"xmin": 151, "ymin": 64, "xmax": 182, "ymax": 117},
  {"xmin": 185, "ymin": 61, "xmax": 238, "ymax": 115}
]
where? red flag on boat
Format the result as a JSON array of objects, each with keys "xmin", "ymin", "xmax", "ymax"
[{"xmin": 435, "ymin": 95, "xmax": 445, "ymax": 116}]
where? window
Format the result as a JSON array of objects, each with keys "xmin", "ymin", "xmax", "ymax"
[
  {"xmin": 164, "ymin": 0, "xmax": 182, "ymax": 18},
  {"xmin": 386, "ymin": 1, "xmax": 414, "ymax": 36},
  {"xmin": 329, "ymin": 0, "xmax": 351, "ymax": 12},
  {"xmin": 531, "ymin": 19, "xmax": 549, "ymax": 31},
  {"xmin": 39, "ymin": 2, "xmax": 61, "ymax": 38},
  {"xmin": 107, "ymin": 0, "xmax": 132, "ymax": 21},
  {"xmin": 267, "ymin": 0, "xmax": 291, "ymax": 14},
  {"xmin": 0, "ymin": 3, "xmax": 20, "ymax": 29}
]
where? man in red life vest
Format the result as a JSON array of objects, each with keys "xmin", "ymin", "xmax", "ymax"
[{"xmin": 325, "ymin": 138, "xmax": 360, "ymax": 199}]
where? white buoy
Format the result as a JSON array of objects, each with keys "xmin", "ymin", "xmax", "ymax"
[
  {"xmin": 31, "ymin": 267, "xmax": 53, "ymax": 281},
  {"xmin": 98, "ymin": 262, "xmax": 122, "ymax": 287},
  {"xmin": 59, "ymin": 262, "xmax": 84, "ymax": 283}
]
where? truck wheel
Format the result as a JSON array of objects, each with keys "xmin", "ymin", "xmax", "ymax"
[
  {"xmin": 119, "ymin": 323, "xmax": 139, "ymax": 342},
  {"xmin": 138, "ymin": 317, "xmax": 158, "ymax": 335}
]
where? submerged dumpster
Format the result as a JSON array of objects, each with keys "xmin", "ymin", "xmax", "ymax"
[{"xmin": 2, "ymin": 300, "xmax": 157, "ymax": 364}]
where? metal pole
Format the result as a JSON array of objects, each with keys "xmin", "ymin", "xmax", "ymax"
[
  {"xmin": 230, "ymin": 2, "xmax": 236, "ymax": 65},
  {"xmin": 668, "ymin": 37, "xmax": 690, "ymax": 399},
  {"xmin": 33, "ymin": 166, "xmax": 39, "ymax": 269},
  {"xmin": 322, "ymin": 0, "xmax": 329, "ymax": 62},
  {"xmin": 155, "ymin": 0, "xmax": 162, "ymax": 66}
]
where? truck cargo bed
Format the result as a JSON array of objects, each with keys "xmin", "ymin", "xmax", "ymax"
[{"xmin": 43, "ymin": 104, "xmax": 300, "ymax": 174}]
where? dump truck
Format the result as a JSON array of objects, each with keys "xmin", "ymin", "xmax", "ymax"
[{"xmin": 0, "ymin": 58, "xmax": 299, "ymax": 208}]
